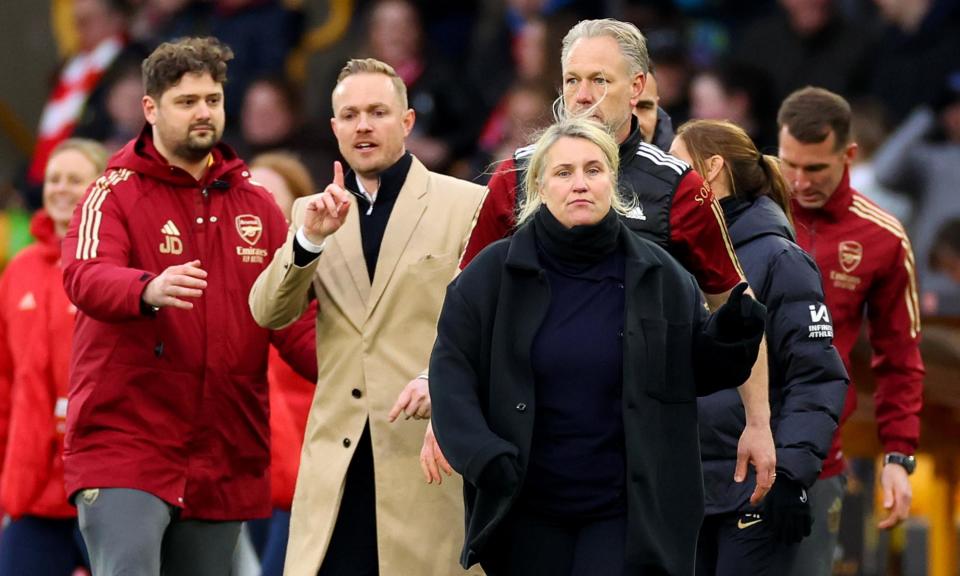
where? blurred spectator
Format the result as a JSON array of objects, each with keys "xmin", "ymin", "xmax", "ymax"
[
  {"xmin": 0, "ymin": 138, "xmax": 107, "ymax": 576},
  {"xmin": 234, "ymin": 75, "xmax": 336, "ymax": 188},
  {"xmin": 929, "ymin": 218, "xmax": 960, "ymax": 285},
  {"xmin": 460, "ymin": 79, "xmax": 554, "ymax": 182},
  {"xmin": 732, "ymin": 0, "xmax": 875, "ymax": 105},
  {"xmin": 239, "ymin": 76, "xmax": 301, "ymax": 155},
  {"xmin": 127, "ymin": 0, "xmax": 194, "ymax": 45},
  {"xmin": 86, "ymin": 60, "xmax": 144, "ymax": 153},
  {"xmin": 244, "ymin": 151, "xmax": 316, "ymax": 576},
  {"xmin": 646, "ymin": 40, "xmax": 692, "ymax": 127},
  {"xmin": 26, "ymin": 0, "xmax": 143, "ymax": 207},
  {"xmin": 848, "ymin": 97, "xmax": 913, "ymax": 222},
  {"xmin": 161, "ymin": 0, "xmax": 303, "ymax": 120},
  {"xmin": 634, "ymin": 67, "xmax": 674, "ymax": 151},
  {"xmin": 250, "ymin": 151, "xmax": 315, "ymax": 220},
  {"xmin": 873, "ymin": 72, "xmax": 960, "ymax": 314},
  {"xmin": 362, "ymin": 0, "xmax": 480, "ymax": 171},
  {"xmin": 870, "ymin": 0, "xmax": 960, "ymax": 123},
  {"xmin": 688, "ymin": 61, "xmax": 778, "ymax": 152}
]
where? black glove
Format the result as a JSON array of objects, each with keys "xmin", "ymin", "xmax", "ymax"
[
  {"xmin": 477, "ymin": 454, "xmax": 521, "ymax": 496},
  {"xmin": 762, "ymin": 476, "xmax": 813, "ymax": 544},
  {"xmin": 712, "ymin": 282, "xmax": 766, "ymax": 343}
]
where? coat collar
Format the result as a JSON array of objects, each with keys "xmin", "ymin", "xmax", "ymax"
[
  {"xmin": 791, "ymin": 166, "xmax": 853, "ymax": 225},
  {"xmin": 505, "ymin": 216, "xmax": 661, "ymax": 279},
  {"xmin": 326, "ymin": 155, "xmax": 432, "ymax": 327}
]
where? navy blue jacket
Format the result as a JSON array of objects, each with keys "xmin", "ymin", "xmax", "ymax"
[{"xmin": 698, "ymin": 196, "xmax": 849, "ymax": 515}]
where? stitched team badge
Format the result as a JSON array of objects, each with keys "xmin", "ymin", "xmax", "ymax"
[
  {"xmin": 838, "ymin": 240, "xmax": 863, "ymax": 273},
  {"xmin": 236, "ymin": 215, "xmax": 263, "ymax": 246}
]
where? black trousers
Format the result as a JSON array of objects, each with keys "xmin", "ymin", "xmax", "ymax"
[
  {"xmin": 480, "ymin": 506, "xmax": 626, "ymax": 576},
  {"xmin": 317, "ymin": 423, "xmax": 379, "ymax": 576},
  {"xmin": 696, "ymin": 510, "xmax": 799, "ymax": 576}
]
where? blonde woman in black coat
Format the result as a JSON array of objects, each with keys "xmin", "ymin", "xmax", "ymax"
[{"xmin": 429, "ymin": 118, "xmax": 767, "ymax": 576}]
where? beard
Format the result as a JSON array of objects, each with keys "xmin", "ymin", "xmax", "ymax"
[{"xmin": 172, "ymin": 124, "xmax": 221, "ymax": 162}]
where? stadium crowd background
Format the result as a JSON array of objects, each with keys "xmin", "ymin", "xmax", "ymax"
[{"xmin": 0, "ymin": 0, "xmax": 959, "ymax": 575}]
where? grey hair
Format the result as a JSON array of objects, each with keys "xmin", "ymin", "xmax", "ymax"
[
  {"xmin": 561, "ymin": 19, "xmax": 650, "ymax": 76},
  {"xmin": 517, "ymin": 118, "xmax": 634, "ymax": 225}
]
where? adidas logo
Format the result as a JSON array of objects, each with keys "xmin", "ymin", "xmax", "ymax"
[
  {"xmin": 17, "ymin": 292, "xmax": 36, "ymax": 311},
  {"xmin": 160, "ymin": 220, "xmax": 184, "ymax": 255},
  {"xmin": 162, "ymin": 220, "xmax": 181, "ymax": 237},
  {"xmin": 625, "ymin": 206, "xmax": 646, "ymax": 221}
]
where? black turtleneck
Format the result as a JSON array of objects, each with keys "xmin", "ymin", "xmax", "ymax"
[
  {"xmin": 520, "ymin": 207, "xmax": 627, "ymax": 519},
  {"xmin": 345, "ymin": 152, "xmax": 413, "ymax": 280}
]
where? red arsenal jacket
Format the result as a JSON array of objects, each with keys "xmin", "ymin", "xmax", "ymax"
[
  {"xmin": 0, "ymin": 211, "xmax": 75, "ymax": 519},
  {"xmin": 61, "ymin": 127, "xmax": 316, "ymax": 520},
  {"xmin": 792, "ymin": 169, "xmax": 924, "ymax": 478},
  {"xmin": 460, "ymin": 122, "xmax": 743, "ymax": 295}
]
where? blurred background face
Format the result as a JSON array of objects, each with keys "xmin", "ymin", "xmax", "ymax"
[
  {"xmin": 106, "ymin": 71, "xmax": 145, "ymax": 140},
  {"xmin": 942, "ymin": 101, "xmax": 960, "ymax": 142},
  {"xmin": 74, "ymin": 0, "xmax": 125, "ymax": 52},
  {"xmin": 689, "ymin": 74, "xmax": 727, "ymax": 120},
  {"xmin": 780, "ymin": 0, "xmax": 832, "ymax": 36},
  {"xmin": 44, "ymin": 149, "xmax": 99, "ymax": 234},
  {"xmin": 369, "ymin": 0, "xmax": 421, "ymax": 64},
  {"xmin": 539, "ymin": 136, "xmax": 614, "ymax": 228},
  {"xmin": 242, "ymin": 81, "xmax": 296, "ymax": 148},
  {"xmin": 250, "ymin": 166, "xmax": 295, "ymax": 220}
]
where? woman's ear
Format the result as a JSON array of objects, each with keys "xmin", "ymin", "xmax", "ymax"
[{"xmin": 704, "ymin": 154, "xmax": 725, "ymax": 185}]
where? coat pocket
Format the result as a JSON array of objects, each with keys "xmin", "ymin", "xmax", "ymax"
[{"xmin": 640, "ymin": 319, "xmax": 696, "ymax": 403}]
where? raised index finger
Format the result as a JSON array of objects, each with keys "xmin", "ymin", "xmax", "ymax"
[{"xmin": 333, "ymin": 160, "xmax": 345, "ymax": 189}]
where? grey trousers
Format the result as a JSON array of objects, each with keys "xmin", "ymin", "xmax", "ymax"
[
  {"xmin": 785, "ymin": 475, "xmax": 846, "ymax": 576},
  {"xmin": 76, "ymin": 488, "xmax": 242, "ymax": 576}
]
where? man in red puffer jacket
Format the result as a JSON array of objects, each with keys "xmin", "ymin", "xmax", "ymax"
[{"xmin": 61, "ymin": 37, "xmax": 315, "ymax": 576}]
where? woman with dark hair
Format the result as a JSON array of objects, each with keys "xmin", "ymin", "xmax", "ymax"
[
  {"xmin": 429, "ymin": 117, "xmax": 767, "ymax": 575},
  {"xmin": 0, "ymin": 138, "xmax": 107, "ymax": 574},
  {"xmin": 670, "ymin": 119, "xmax": 848, "ymax": 575}
]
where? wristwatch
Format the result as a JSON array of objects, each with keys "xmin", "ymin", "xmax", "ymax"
[{"xmin": 883, "ymin": 452, "xmax": 916, "ymax": 475}]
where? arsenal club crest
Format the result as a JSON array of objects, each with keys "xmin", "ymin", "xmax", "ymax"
[
  {"xmin": 838, "ymin": 240, "xmax": 863, "ymax": 273},
  {"xmin": 235, "ymin": 215, "xmax": 263, "ymax": 246}
]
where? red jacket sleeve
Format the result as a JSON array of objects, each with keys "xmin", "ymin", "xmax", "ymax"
[
  {"xmin": 866, "ymin": 237, "xmax": 924, "ymax": 454},
  {"xmin": 61, "ymin": 175, "xmax": 157, "ymax": 322},
  {"xmin": 269, "ymin": 300, "xmax": 318, "ymax": 383},
  {"xmin": 0, "ymin": 275, "xmax": 12, "ymax": 483},
  {"xmin": 668, "ymin": 170, "xmax": 744, "ymax": 295},
  {"xmin": 460, "ymin": 159, "xmax": 518, "ymax": 269}
]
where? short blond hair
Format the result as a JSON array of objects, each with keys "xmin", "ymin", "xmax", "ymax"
[
  {"xmin": 517, "ymin": 118, "xmax": 632, "ymax": 225},
  {"xmin": 333, "ymin": 58, "xmax": 408, "ymax": 111}
]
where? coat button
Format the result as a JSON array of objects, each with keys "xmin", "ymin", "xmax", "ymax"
[
  {"xmin": 343, "ymin": 438, "xmax": 351, "ymax": 448},
  {"xmin": 516, "ymin": 402, "xmax": 527, "ymax": 412},
  {"xmin": 351, "ymin": 388, "xmax": 362, "ymax": 398}
]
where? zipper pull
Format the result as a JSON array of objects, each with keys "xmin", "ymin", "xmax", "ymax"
[{"xmin": 202, "ymin": 187, "xmax": 209, "ymax": 198}]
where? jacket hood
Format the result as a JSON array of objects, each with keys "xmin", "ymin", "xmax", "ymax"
[
  {"xmin": 29, "ymin": 209, "xmax": 61, "ymax": 260},
  {"xmin": 109, "ymin": 125, "xmax": 249, "ymax": 187},
  {"xmin": 722, "ymin": 195, "xmax": 795, "ymax": 248}
]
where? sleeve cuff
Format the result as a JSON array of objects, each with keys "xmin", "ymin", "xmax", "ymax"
[
  {"xmin": 293, "ymin": 227, "xmax": 325, "ymax": 268},
  {"xmin": 296, "ymin": 226, "xmax": 326, "ymax": 253}
]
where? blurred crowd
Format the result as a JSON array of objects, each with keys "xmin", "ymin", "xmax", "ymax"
[
  {"xmin": 4, "ymin": 0, "xmax": 960, "ymax": 310},
  {"xmin": 0, "ymin": 1, "xmax": 956, "ymax": 574}
]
